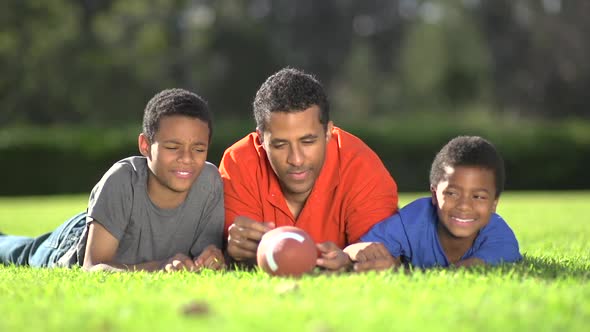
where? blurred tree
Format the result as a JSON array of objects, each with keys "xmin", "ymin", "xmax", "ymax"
[
  {"xmin": 399, "ymin": 0, "xmax": 492, "ymax": 112},
  {"xmin": 476, "ymin": 0, "xmax": 590, "ymax": 118},
  {"xmin": 1, "ymin": 0, "xmax": 590, "ymax": 127}
]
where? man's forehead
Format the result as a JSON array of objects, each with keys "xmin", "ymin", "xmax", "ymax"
[{"xmin": 263, "ymin": 109, "xmax": 323, "ymax": 136}]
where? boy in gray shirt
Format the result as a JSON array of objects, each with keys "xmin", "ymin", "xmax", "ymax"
[{"xmin": 0, "ymin": 89, "xmax": 225, "ymax": 272}]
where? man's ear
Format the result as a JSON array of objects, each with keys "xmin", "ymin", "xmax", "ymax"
[
  {"xmin": 257, "ymin": 128, "xmax": 267, "ymax": 150},
  {"xmin": 138, "ymin": 133, "xmax": 151, "ymax": 157},
  {"xmin": 430, "ymin": 184, "xmax": 437, "ymax": 205},
  {"xmin": 325, "ymin": 121, "xmax": 334, "ymax": 142}
]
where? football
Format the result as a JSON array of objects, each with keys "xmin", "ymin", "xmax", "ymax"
[{"xmin": 257, "ymin": 226, "xmax": 318, "ymax": 277}]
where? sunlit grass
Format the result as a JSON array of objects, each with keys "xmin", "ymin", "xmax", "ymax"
[{"xmin": 1, "ymin": 192, "xmax": 589, "ymax": 332}]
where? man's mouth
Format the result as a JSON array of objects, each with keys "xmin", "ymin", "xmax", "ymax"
[{"xmin": 288, "ymin": 170, "xmax": 309, "ymax": 180}]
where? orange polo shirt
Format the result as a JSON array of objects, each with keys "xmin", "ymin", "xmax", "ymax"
[{"xmin": 219, "ymin": 127, "xmax": 398, "ymax": 248}]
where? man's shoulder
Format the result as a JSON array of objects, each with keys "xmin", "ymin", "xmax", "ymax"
[
  {"xmin": 332, "ymin": 127, "xmax": 370, "ymax": 149},
  {"xmin": 224, "ymin": 132, "xmax": 259, "ymax": 154},
  {"xmin": 221, "ymin": 133, "xmax": 264, "ymax": 171},
  {"xmin": 332, "ymin": 127, "xmax": 382, "ymax": 163}
]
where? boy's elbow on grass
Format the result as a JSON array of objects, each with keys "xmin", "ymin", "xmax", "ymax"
[{"xmin": 82, "ymin": 263, "xmax": 126, "ymax": 272}]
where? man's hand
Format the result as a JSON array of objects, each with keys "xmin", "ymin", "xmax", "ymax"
[
  {"xmin": 163, "ymin": 253, "xmax": 198, "ymax": 272},
  {"xmin": 194, "ymin": 245, "xmax": 225, "ymax": 271},
  {"xmin": 316, "ymin": 241, "xmax": 352, "ymax": 272},
  {"xmin": 352, "ymin": 242, "xmax": 400, "ymax": 272},
  {"xmin": 227, "ymin": 216, "xmax": 275, "ymax": 262}
]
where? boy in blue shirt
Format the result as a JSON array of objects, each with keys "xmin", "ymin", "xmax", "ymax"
[{"xmin": 343, "ymin": 136, "xmax": 522, "ymax": 270}]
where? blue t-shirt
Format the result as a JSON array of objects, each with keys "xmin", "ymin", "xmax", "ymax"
[{"xmin": 360, "ymin": 197, "xmax": 522, "ymax": 268}]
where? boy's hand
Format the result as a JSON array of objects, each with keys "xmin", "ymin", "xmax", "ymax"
[
  {"xmin": 194, "ymin": 245, "xmax": 225, "ymax": 271},
  {"xmin": 316, "ymin": 241, "xmax": 352, "ymax": 272},
  {"xmin": 353, "ymin": 242, "xmax": 399, "ymax": 272},
  {"xmin": 227, "ymin": 216, "xmax": 275, "ymax": 262},
  {"xmin": 163, "ymin": 253, "xmax": 198, "ymax": 272}
]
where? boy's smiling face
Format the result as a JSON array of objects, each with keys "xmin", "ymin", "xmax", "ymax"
[{"xmin": 431, "ymin": 165, "xmax": 499, "ymax": 242}]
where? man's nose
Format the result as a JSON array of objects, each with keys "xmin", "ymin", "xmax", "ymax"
[{"xmin": 287, "ymin": 145, "xmax": 304, "ymax": 166}]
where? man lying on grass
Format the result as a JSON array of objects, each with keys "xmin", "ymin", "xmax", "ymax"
[
  {"xmin": 344, "ymin": 136, "xmax": 522, "ymax": 271},
  {"xmin": 0, "ymin": 89, "xmax": 225, "ymax": 272}
]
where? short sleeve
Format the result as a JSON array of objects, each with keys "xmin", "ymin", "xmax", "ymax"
[
  {"xmin": 86, "ymin": 163, "xmax": 134, "ymax": 240},
  {"xmin": 190, "ymin": 165, "xmax": 225, "ymax": 256},
  {"xmin": 360, "ymin": 214, "xmax": 407, "ymax": 258},
  {"xmin": 471, "ymin": 214, "xmax": 522, "ymax": 264},
  {"xmin": 219, "ymin": 142, "xmax": 264, "ymax": 235}
]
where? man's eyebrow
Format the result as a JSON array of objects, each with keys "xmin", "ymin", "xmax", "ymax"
[{"xmin": 300, "ymin": 134, "xmax": 318, "ymax": 140}]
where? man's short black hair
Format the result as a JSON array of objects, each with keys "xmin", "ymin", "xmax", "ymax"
[
  {"xmin": 142, "ymin": 88, "xmax": 212, "ymax": 142},
  {"xmin": 430, "ymin": 136, "xmax": 505, "ymax": 197},
  {"xmin": 253, "ymin": 67, "xmax": 329, "ymax": 132}
]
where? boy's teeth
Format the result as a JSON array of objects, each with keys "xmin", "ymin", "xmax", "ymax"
[{"xmin": 455, "ymin": 218, "xmax": 474, "ymax": 223}]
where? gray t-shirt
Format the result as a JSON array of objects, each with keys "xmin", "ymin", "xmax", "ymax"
[{"xmin": 85, "ymin": 156, "xmax": 224, "ymax": 265}]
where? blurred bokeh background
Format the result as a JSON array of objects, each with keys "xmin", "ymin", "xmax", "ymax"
[{"xmin": 1, "ymin": 0, "xmax": 589, "ymax": 195}]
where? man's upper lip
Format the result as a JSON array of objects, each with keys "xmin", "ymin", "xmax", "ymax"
[{"xmin": 288, "ymin": 169, "xmax": 307, "ymax": 174}]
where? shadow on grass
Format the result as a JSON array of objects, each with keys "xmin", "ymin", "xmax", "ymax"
[
  {"xmin": 466, "ymin": 254, "xmax": 590, "ymax": 281},
  {"xmin": 519, "ymin": 255, "xmax": 589, "ymax": 279}
]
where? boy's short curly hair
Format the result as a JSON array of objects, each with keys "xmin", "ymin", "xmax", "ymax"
[
  {"xmin": 142, "ymin": 88, "xmax": 212, "ymax": 142},
  {"xmin": 430, "ymin": 136, "xmax": 505, "ymax": 197},
  {"xmin": 253, "ymin": 67, "xmax": 329, "ymax": 132}
]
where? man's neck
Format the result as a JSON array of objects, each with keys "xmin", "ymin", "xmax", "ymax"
[{"xmin": 284, "ymin": 191, "xmax": 311, "ymax": 220}]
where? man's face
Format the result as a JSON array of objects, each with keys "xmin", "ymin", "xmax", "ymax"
[
  {"xmin": 139, "ymin": 115, "xmax": 209, "ymax": 205},
  {"xmin": 432, "ymin": 165, "xmax": 499, "ymax": 242},
  {"xmin": 259, "ymin": 105, "xmax": 333, "ymax": 203}
]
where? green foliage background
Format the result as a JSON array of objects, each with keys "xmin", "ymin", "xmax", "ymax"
[
  {"xmin": 2, "ymin": 0, "xmax": 590, "ymax": 194},
  {"xmin": 1, "ymin": 114, "xmax": 589, "ymax": 195}
]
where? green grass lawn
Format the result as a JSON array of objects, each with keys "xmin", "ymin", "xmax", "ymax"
[{"xmin": 1, "ymin": 192, "xmax": 589, "ymax": 332}]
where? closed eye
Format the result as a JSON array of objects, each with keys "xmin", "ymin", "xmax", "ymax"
[{"xmin": 443, "ymin": 191, "xmax": 458, "ymax": 197}]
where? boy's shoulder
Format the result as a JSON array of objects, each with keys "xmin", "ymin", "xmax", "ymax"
[
  {"xmin": 98, "ymin": 156, "xmax": 147, "ymax": 183},
  {"xmin": 399, "ymin": 197, "xmax": 436, "ymax": 221},
  {"xmin": 198, "ymin": 161, "xmax": 222, "ymax": 183}
]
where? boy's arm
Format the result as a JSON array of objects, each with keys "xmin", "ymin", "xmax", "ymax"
[
  {"xmin": 463, "ymin": 215, "xmax": 522, "ymax": 266},
  {"xmin": 454, "ymin": 257, "xmax": 485, "ymax": 267},
  {"xmin": 345, "ymin": 242, "xmax": 402, "ymax": 272},
  {"xmin": 83, "ymin": 221, "xmax": 196, "ymax": 272}
]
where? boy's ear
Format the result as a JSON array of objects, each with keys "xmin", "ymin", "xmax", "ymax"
[
  {"xmin": 138, "ymin": 133, "xmax": 151, "ymax": 157},
  {"xmin": 492, "ymin": 197, "xmax": 499, "ymax": 213},
  {"xmin": 430, "ymin": 184, "xmax": 437, "ymax": 205}
]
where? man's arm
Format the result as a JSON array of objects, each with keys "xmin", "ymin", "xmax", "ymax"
[
  {"xmin": 226, "ymin": 216, "xmax": 274, "ymax": 266},
  {"xmin": 344, "ymin": 150, "xmax": 399, "ymax": 245},
  {"xmin": 220, "ymin": 145, "xmax": 276, "ymax": 264}
]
